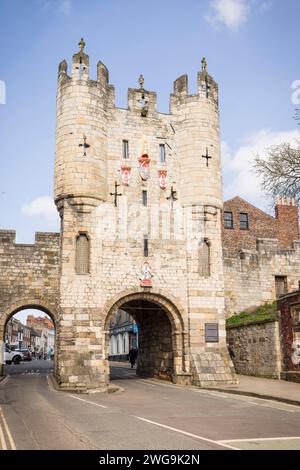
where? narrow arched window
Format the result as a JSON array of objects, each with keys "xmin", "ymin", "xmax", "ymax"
[
  {"xmin": 76, "ymin": 233, "xmax": 90, "ymax": 274},
  {"xmin": 199, "ymin": 239, "xmax": 211, "ymax": 277}
]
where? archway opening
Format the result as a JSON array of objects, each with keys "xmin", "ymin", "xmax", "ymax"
[
  {"xmin": 107, "ymin": 297, "xmax": 180, "ymax": 382},
  {"xmin": 2, "ymin": 308, "xmax": 56, "ymax": 376}
]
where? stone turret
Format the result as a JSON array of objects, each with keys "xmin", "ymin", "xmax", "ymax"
[
  {"xmin": 54, "ymin": 39, "xmax": 109, "ymax": 213},
  {"xmin": 170, "ymin": 57, "xmax": 221, "ymax": 209}
]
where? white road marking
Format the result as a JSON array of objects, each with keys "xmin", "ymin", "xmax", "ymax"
[
  {"xmin": 135, "ymin": 380, "xmax": 300, "ymax": 412},
  {"xmin": 70, "ymin": 395, "xmax": 108, "ymax": 409},
  {"xmin": 0, "ymin": 376, "xmax": 10, "ymax": 387},
  {"xmin": 135, "ymin": 416, "xmax": 239, "ymax": 451},
  {"xmin": 0, "ymin": 407, "xmax": 16, "ymax": 450},
  {"xmin": 0, "ymin": 417, "xmax": 7, "ymax": 450},
  {"xmin": 219, "ymin": 436, "xmax": 300, "ymax": 443}
]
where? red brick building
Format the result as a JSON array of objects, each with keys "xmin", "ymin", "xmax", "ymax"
[
  {"xmin": 222, "ymin": 196, "xmax": 299, "ymax": 257},
  {"xmin": 278, "ymin": 291, "xmax": 300, "ymax": 383},
  {"xmin": 26, "ymin": 315, "xmax": 54, "ymax": 331}
]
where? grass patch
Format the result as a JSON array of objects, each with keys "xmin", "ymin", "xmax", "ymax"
[{"xmin": 226, "ymin": 302, "xmax": 277, "ymax": 328}]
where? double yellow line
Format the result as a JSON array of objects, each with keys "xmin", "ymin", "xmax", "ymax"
[{"xmin": 0, "ymin": 406, "xmax": 16, "ymax": 450}]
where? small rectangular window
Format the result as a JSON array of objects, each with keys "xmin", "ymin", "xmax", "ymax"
[
  {"xmin": 142, "ymin": 190, "xmax": 147, "ymax": 206},
  {"xmin": 159, "ymin": 144, "xmax": 166, "ymax": 163},
  {"xmin": 143, "ymin": 235, "xmax": 148, "ymax": 257},
  {"xmin": 224, "ymin": 212, "xmax": 233, "ymax": 229},
  {"xmin": 240, "ymin": 213, "xmax": 249, "ymax": 230},
  {"xmin": 123, "ymin": 140, "xmax": 129, "ymax": 159}
]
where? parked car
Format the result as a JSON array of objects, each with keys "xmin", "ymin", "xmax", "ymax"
[
  {"xmin": 4, "ymin": 346, "xmax": 24, "ymax": 365},
  {"xmin": 15, "ymin": 349, "xmax": 32, "ymax": 361}
]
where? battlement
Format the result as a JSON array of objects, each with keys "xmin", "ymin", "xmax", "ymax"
[
  {"xmin": 0, "ymin": 230, "xmax": 60, "ymax": 248},
  {"xmin": 57, "ymin": 40, "xmax": 218, "ymax": 114},
  {"xmin": 224, "ymin": 237, "xmax": 300, "ymax": 263}
]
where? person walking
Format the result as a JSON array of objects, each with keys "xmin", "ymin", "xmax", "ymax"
[
  {"xmin": 128, "ymin": 347, "xmax": 138, "ymax": 368},
  {"xmin": 227, "ymin": 343, "xmax": 235, "ymax": 360}
]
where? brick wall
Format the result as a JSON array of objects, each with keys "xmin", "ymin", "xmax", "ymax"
[
  {"xmin": 275, "ymin": 201, "xmax": 299, "ymax": 248},
  {"xmin": 222, "ymin": 196, "xmax": 299, "ymax": 257},
  {"xmin": 278, "ymin": 291, "xmax": 300, "ymax": 383}
]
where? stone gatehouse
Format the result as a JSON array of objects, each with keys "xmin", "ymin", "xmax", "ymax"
[{"xmin": 0, "ymin": 41, "xmax": 237, "ymax": 392}]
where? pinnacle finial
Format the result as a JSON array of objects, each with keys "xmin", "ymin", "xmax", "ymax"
[
  {"xmin": 139, "ymin": 74, "xmax": 145, "ymax": 89},
  {"xmin": 201, "ymin": 57, "xmax": 207, "ymax": 72},
  {"xmin": 79, "ymin": 37, "xmax": 86, "ymax": 53}
]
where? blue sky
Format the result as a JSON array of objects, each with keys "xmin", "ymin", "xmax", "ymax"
[{"xmin": 0, "ymin": 0, "xmax": 300, "ymax": 243}]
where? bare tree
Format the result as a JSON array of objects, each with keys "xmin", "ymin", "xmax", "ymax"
[{"xmin": 254, "ymin": 141, "xmax": 300, "ymax": 204}]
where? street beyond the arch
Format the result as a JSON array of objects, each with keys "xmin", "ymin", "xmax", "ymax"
[{"xmin": 0, "ymin": 361, "xmax": 300, "ymax": 451}]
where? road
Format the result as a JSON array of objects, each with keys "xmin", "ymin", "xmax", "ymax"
[{"xmin": 0, "ymin": 360, "xmax": 300, "ymax": 450}]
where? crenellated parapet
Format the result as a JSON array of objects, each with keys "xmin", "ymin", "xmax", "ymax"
[
  {"xmin": 0, "ymin": 230, "xmax": 60, "ymax": 252},
  {"xmin": 0, "ymin": 231, "xmax": 60, "ymax": 329}
]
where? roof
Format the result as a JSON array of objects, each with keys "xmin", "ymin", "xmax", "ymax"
[{"xmin": 224, "ymin": 196, "xmax": 275, "ymax": 221}]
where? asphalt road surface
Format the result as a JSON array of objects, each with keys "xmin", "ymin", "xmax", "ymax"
[{"xmin": 0, "ymin": 360, "xmax": 300, "ymax": 450}]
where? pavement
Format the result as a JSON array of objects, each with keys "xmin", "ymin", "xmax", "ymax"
[
  {"xmin": 202, "ymin": 374, "xmax": 300, "ymax": 406},
  {"xmin": 0, "ymin": 360, "xmax": 299, "ymax": 450}
]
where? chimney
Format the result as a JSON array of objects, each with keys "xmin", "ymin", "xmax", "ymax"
[{"xmin": 275, "ymin": 196, "xmax": 299, "ymax": 248}]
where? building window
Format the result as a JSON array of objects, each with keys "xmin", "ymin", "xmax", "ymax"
[
  {"xmin": 159, "ymin": 144, "xmax": 166, "ymax": 163},
  {"xmin": 142, "ymin": 190, "xmax": 147, "ymax": 206},
  {"xmin": 224, "ymin": 212, "xmax": 233, "ymax": 229},
  {"xmin": 75, "ymin": 233, "xmax": 90, "ymax": 274},
  {"xmin": 123, "ymin": 140, "xmax": 129, "ymax": 159},
  {"xmin": 240, "ymin": 213, "xmax": 249, "ymax": 230},
  {"xmin": 199, "ymin": 239, "xmax": 211, "ymax": 277},
  {"xmin": 143, "ymin": 235, "xmax": 148, "ymax": 257},
  {"xmin": 275, "ymin": 276, "xmax": 288, "ymax": 298}
]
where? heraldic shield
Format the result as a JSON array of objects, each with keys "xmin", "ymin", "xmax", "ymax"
[{"xmin": 138, "ymin": 154, "xmax": 150, "ymax": 181}]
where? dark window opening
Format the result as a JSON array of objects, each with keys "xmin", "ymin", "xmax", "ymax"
[
  {"xmin": 159, "ymin": 144, "xmax": 166, "ymax": 163},
  {"xmin": 123, "ymin": 140, "xmax": 129, "ymax": 159},
  {"xmin": 224, "ymin": 212, "xmax": 233, "ymax": 229},
  {"xmin": 142, "ymin": 190, "xmax": 147, "ymax": 207},
  {"xmin": 240, "ymin": 213, "xmax": 249, "ymax": 230},
  {"xmin": 143, "ymin": 235, "xmax": 148, "ymax": 257}
]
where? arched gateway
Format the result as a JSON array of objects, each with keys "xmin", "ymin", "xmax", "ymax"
[
  {"xmin": 0, "ymin": 41, "xmax": 237, "ymax": 391},
  {"xmin": 103, "ymin": 290, "xmax": 190, "ymax": 384}
]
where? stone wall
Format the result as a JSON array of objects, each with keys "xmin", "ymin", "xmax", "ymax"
[
  {"xmin": 278, "ymin": 291, "xmax": 300, "ymax": 383},
  {"xmin": 51, "ymin": 44, "xmax": 236, "ymax": 391},
  {"xmin": 0, "ymin": 230, "xmax": 60, "ymax": 373},
  {"xmin": 226, "ymin": 320, "xmax": 281, "ymax": 379},
  {"xmin": 224, "ymin": 239, "xmax": 300, "ymax": 316},
  {"xmin": 0, "ymin": 230, "xmax": 60, "ymax": 320}
]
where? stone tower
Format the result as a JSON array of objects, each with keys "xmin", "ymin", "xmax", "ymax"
[{"xmin": 54, "ymin": 40, "xmax": 236, "ymax": 392}]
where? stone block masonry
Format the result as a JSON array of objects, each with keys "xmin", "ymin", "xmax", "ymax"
[
  {"xmin": 226, "ymin": 320, "xmax": 281, "ymax": 379},
  {"xmin": 0, "ymin": 41, "xmax": 237, "ymax": 391},
  {"xmin": 52, "ymin": 41, "xmax": 236, "ymax": 391},
  {"xmin": 0, "ymin": 231, "xmax": 60, "ymax": 375}
]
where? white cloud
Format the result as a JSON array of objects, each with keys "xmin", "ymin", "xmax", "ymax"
[
  {"xmin": 22, "ymin": 196, "xmax": 58, "ymax": 221},
  {"xmin": 57, "ymin": 0, "xmax": 72, "ymax": 15},
  {"xmin": 222, "ymin": 129, "xmax": 300, "ymax": 210},
  {"xmin": 205, "ymin": 0, "xmax": 251, "ymax": 31}
]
